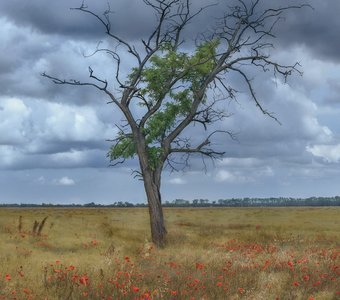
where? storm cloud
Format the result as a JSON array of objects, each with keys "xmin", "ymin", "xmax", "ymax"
[{"xmin": 1, "ymin": 0, "xmax": 339, "ymax": 203}]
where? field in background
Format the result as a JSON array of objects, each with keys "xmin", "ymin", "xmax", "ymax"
[{"xmin": 0, "ymin": 207, "xmax": 339, "ymax": 299}]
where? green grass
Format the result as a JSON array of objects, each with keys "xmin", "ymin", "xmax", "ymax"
[{"xmin": 0, "ymin": 207, "xmax": 339, "ymax": 299}]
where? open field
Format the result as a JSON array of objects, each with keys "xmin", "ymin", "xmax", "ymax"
[{"xmin": 0, "ymin": 207, "xmax": 339, "ymax": 299}]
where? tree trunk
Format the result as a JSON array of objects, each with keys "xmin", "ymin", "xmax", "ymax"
[
  {"xmin": 142, "ymin": 169, "xmax": 167, "ymax": 247},
  {"xmin": 135, "ymin": 134, "xmax": 167, "ymax": 247}
]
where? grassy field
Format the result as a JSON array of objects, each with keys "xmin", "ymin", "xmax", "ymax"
[{"xmin": 0, "ymin": 207, "xmax": 339, "ymax": 299}]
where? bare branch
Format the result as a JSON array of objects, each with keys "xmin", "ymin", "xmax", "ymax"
[
  {"xmin": 71, "ymin": 3, "xmax": 141, "ymax": 64},
  {"xmin": 228, "ymin": 66, "xmax": 281, "ymax": 124},
  {"xmin": 170, "ymin": 130, "xmax": 233, "ymax": 157},
  {"xmin": 41, "ymin": 72, "xmax": 107, "ymax": 91}
]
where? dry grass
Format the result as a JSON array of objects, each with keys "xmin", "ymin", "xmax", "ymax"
[{"xmin": 0, "ymin": 207, "xmax": 338, "ymax": 299}]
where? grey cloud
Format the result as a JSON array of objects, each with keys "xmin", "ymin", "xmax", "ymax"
[
  {"xmin": 0, "ymin": 97, "xmax": 117, "ymax": 170},
  {"xmin": 0, "ymin": 0, "xmax": 157, "ymax": 40},
  {"xmin": 0, "ymin": 1, "xmax": 103, "ymax": 39},
  {"xmin": 324, "ymin": 80, "xmax": 340, "ymax": 105},
  {"xmin": 275, "ymin": 0, "xmax": 340, "ymax": 62},
  {"xmin": 1, "ymin": 0, "xmax": 340, "ymax": 202}
]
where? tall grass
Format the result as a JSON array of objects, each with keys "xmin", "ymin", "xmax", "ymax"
[{"xmin": 0, "ymin": 207, "xmax": 338, "ymax": 299}]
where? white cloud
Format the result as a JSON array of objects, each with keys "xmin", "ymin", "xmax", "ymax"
[
  {"xmin": 0, "ymin": 98, "xmax": 32, "ymax": 145},
  {"xmin": 54, "ymin": 176, "xmax": 75, "ymax": 186},
  {"xmin": 306, "ymin": 144, "xmax": 340, "ymax": 163},
  {"xmin": 43, "ymin": 102, "xmax": 113, "ymax": 143},
  {"xmin": 168, "ymin": 177, "xmax": 186, "ymax": 185},
  {"xmin": 215, "ymin": 170, "xmax": 250, "ymax": 183},
  {"xmin": 0, "ymin": 145, "xmax": 24, "ymax": 168},
  {"xmin": 215, "ymin": 165, "xmax": 274, "ymax": 184},
  {"xmin": 0, "ymin": 96, "xmax": 117, "ymax": 169},
  {"xmin": 218, "ymin": 157, "xmax": 262, "ymax": 167},
  {"xmin": 1, "ymin": 97, "xmax": 114, "ymax": 150}
]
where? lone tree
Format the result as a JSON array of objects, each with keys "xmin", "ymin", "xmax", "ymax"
[{"xmin": 43, "ymin": 0, "xmax": 308, "ymax": 247}]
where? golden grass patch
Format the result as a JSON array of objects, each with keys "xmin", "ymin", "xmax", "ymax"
[{"xmin": 0, "ymin": 207, "xmax": 338, "ymax": 299}]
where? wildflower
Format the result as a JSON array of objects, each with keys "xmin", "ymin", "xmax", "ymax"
[
  {"xmin": 5, "ymin": 274, "xmax": 11, "ymax": 281},
  {"xmin": 170, "ymin": 290, "xmax": 177, "ymax": 295},
  {"xmin": 238, "ymin": 288, "xmax": 245, "ymax": 294},
  {"xmin": 168, "ymin": 261, "xmax": 177, "ymax": 268},
  {"xmin": 124, "ymin": 256, "xmax": 130, "ymax": 263},
  {"xmin": 287, "ymin": 261, "xmax": 294, "ymax": 267},
  {"xmin": 303, "ymin": 274, "xmax": 310, "ymax": 281},
  {"xmin": 23, "ymin": 288, "xmax": 31, "ymax": 294},
  {"xmin": 312, "ymin": 280, "xmax": 321, "ymax": 287},
  {"xmin": 68, "ymin": 265, "xmax": 76, "ymax": 271},
  {"xmin": 216, "ymin": 282, "xmax": 223, "ymax": 287},
  {"xmin": 79, "ymin": 275, "xmax": 89, "ymax": 286},
  {"xmin": 55, "ymin": 260, "xmax": 61, "ymax": 265},
  {"xmin": 132, "ymin": 286, "xmax": 139, "ymax": 292},
  {"xmin": 297, "ymin": 258, "xmax": 308, "ymax": 264},
  {"xmin": 262, "ymin": 260, "xmax": 271, "ymax": 270},
  {"xmin": 196, "ymin": 262, "xmax": 205, "ymax": 270},
  {"xmin": 54, "ymin": 269, "xmax": 62, "ymax": 273},
  {"xmin": 308, "ymin": 297, "xmax": 315, "ymax": 300},
  {"xmin": 292, "ymin": 281, "xmax": 299, "ymax": 287},
  {"xmin": 91, "ymin": 240, "xmax": 98, "ymax": 246}
]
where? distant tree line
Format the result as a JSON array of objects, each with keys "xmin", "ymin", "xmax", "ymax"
[
  {"xmin": 165, "ymin": 196, "xmax": 340, "ymax": 207},
  {"xmin": 1, "ymin": 197, "xmax": 339, "ymax": 208}
]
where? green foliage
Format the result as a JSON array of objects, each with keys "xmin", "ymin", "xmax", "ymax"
[
  {"xmin": 142, "ymin": 39, "xmax": 219, "ymax": 143},
  {"xmin": 108, "ymin": 133, "xmax": 136, "ymax": 161},
  {"xmin": 111, "ymin": 40, "xmax": 220, "ymax": 168},
  {"xmin": 186, "ymin": 39, "xmax": 219, "ymax": 89},
  {"xmin": 147, "ymin": 146, "xmax": 163, "ymax": 170}
]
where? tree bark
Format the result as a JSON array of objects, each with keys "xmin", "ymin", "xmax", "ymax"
[
  {"xmin": 142, "ymin": 169, "xmax": 167, "ymax": 247},
  {"xmin": 135, "ymin": 134, "xmax": 167, "ymax": 247}
]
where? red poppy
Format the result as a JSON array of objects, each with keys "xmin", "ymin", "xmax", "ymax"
[
  {"xmin": 5, "ymin": 274, "xmax": 11, "ymax": 281},
  {"xmin": 132, "ymin": 286, "xmax": 139, "ymax": 292},
  {"xmin": 68, "ymin": 265, "xmax": 76, "ymax": 271},
  {"xmin": 303, "ymin": 275, "xmax": 310, "ymax": 281},
  {"xmin": 312, "ymin": 281, "xmax": 321, "ymax": 287},
  {"xmin": 79, "ymin": 275, "xmax": 89, "ymax": 286},
  {"xmin": 292, "ymin": 281, "xmax": 300, "ymax": 287},
  {"xmin": 54, "ymin": 269, "xmax": 62, "ymax": 273}
]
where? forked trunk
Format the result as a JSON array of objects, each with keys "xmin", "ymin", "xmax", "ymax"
[{"xmin": 143, "ymin": 170, "xmax": 167, "ymax": 247}]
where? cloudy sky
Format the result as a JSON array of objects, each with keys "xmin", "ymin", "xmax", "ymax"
[{"xmin": 1, "ymin": 0, "xmax": 339, "ymax": 204}]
